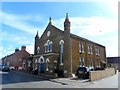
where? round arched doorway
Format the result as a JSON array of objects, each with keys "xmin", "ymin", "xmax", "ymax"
[{"xmin": 39, "ymin": 56, "xmax": 44, "ymax": 73}]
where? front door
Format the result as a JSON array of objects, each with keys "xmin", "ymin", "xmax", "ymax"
[{"xmin": 40, "ymin": 59, "xmax": 44, "ymax": 73}]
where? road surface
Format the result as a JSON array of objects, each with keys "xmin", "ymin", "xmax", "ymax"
[{"xmin": 0, "ymin": 70, "xmax": 118, "ymax": 88}]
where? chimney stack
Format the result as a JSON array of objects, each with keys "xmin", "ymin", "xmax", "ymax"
[
  {"xmin": 21, "ymin": 46, "xmax": 26, "ymax": 51},
  {"xmin": 15, "ymin": 48, "xmax": 19, "ymax": 52}
]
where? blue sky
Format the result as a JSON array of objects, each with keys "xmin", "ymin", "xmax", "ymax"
[{"xmin": 0, "ymin": 1, "xmax": 118, "ymax": 59}]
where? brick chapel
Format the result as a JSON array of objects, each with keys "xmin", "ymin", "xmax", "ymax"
[{"xmin": 33, "ymin": 13, "xmax": 107, "ymax": 77}]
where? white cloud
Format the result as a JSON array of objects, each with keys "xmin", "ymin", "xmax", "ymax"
[
  {"xmin": 71, "ymin": 17, "xmax": 117, "ymax": 37},
  {"xmin": 1, "ymin": 10, "xmax": 118, "ymax": 57},
  {"xmin": 26, "ymin": 42, "xmax": 34, "ymax": 54},
  {"xmin": 2, "ymin": 31, "xmax": 32, "ymax": 45},
  {"xmin": 52, "ymin": 16, "xmax": 117, "ymax": 57},
  {"xmin": 99, "ymin": 36, "xmax": 118, "ymax": 57},
  {"xmin": 0, "ymin": 11, "xmax": 43, "ymax": 35},
  {"xmin": 53, "ymin": 17, "xmax": 117, "ymax": 37},
  {"xmin": 0, "ymin": 43, "xmax": 34, "ymax": 59},
  {"xmin": 0, "ymin": 46, "xmax": 14, "ymax": 59},
  {"xmin": 106, "ymin": 0, "xmax": 118, "ymax": 15}
]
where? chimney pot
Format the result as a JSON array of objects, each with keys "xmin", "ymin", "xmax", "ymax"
[{"xmin": 21, "ymin": 46, "xmax": 26, "ymax": 51}]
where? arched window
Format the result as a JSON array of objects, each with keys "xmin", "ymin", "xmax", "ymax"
[
  {"xmin": 35, "ymin": 59, "xmax": 38, "ymax": 69},
  {"xmin": 59, "ymin": 40, "xmax": 64, "ymax": 65},
  {"xmin": 46, "ymin": 58, "xmax": 50, "ymax": 71},
  {"xmin": 44, "ymin": 43, "xmax": 47, "ymax": 53},
  {"xmin": 37, "ymin": 47, "xmax": 40, "ymax": 54},
  {"xmin": 50, "ymin": 42, "xmax": 53, "ymax": 52},
  {"xmin": 44, "ymin": 40, "xmax": 53, "ymax": 53}
]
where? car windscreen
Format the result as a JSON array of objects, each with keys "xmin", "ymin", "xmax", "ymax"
[{"xmin": 78, "ymin": 67, "xmax": 87, "ymax": 72}]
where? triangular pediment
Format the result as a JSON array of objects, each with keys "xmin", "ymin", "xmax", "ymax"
[{"xmin": 40, "ymin": 23, "xmax": 64, "ymax": 40}]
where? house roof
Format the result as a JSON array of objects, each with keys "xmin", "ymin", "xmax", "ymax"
[
  {"xmin": 42, "ymin": 23, "xmax": 105, "ymax": 48},
  {"xmin": 70, "ymin": 34, "xmax": 105, "ymax": 47},
  {"xmin": 1, "ymin": 48, "xmax": 30, "ymax": 61}
]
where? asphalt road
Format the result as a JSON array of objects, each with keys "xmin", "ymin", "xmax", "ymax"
[
  {"xmin": 0, "ymin": 70, "xmax": 71, "ymax": 88},
  {"xmin": 0, "ymin": 70, "xmax": 119, "ymax": 88}
]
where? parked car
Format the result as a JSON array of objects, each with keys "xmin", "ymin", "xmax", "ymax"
[
  {"xmin": 2, "ymin": 65, "xmax": 10, "ymax": 72},
  {"xmin": 76, "ymin": 67, "xmax": 90, "ymax": 79}
]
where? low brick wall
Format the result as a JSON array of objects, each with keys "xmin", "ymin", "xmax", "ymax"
[{"xmin": 89, "ymin": 68, "xmax": 115, "ymax": 81}]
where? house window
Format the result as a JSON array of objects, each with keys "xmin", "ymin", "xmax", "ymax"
[
  {"xmin": 98, "ymin": 49, "xmax": 100, "ymax": 56},
  {"xmin": 95, "ymin": 47, "xmax": 100, "ymax": 56},
  {"xmin": 88, "ymin": 58, "xmax": 93, "ymax": 67},
  {"xmin": 79, "ymin": 43, "xmax": 84, "ymax": 53},
  {"xmin": 90, "ymin": 45, "xmax": 92, "ymax": 54},
  {"xmin": 96, "ymin": 59, "xmax": 100, "ymax": 67},
  {"xmin": 88, "ymin": 45, "xmax": 90, "ymax": 54},
  {"xmin": 37, "ymin": 47, "xmax": 40, "ymax": 54},
  {"xmin": 79, "ymin": 43, "xmax": 82, "ymax": 52},
  {"xmin": 80, "ymin": 57, "xmax": 84, "ymax": 67},
  {"xmin": 59, "ymin": 40, "xmax": 64, "ymax": 65},
  {"xmin": 82, "ymin": 43, "xmax": 84, "ymax": 53},
  {"xmin": 28, "ymin": 61, "xmax": 31, "ymax": 67},
  {"xmin": 88, "ymin": 44, "xmax": 92, "ymax": 54},
  {"xmin": 95, "ymin": 48, "xmax": 97, "ymax": 55}
]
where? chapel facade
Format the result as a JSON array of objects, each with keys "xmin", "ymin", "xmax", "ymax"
[{"xmin": 33, "ymin": 14, "xmax": 106, "ymax": 77}]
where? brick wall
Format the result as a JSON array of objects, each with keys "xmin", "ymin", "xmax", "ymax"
[
  {"xmin": 71, "ymin": 37, "xmax": 106, "ymax": 74},
  {"xmin": 89, "ymin": 68, "xmax": 115, "ymax": 81}
]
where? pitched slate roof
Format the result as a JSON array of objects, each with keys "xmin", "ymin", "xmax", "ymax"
[{"xmin": 42, "ymin": 23, "xmax": 105, "ymax": 48}]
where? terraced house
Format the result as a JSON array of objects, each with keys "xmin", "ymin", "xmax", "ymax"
[
  {"xmin": 2, "ymin": 46, "xmax": 30, "ymax": 70},
  {"xmin": 33, "ymin": 14, "xmax": 107, "ymax": 77}
]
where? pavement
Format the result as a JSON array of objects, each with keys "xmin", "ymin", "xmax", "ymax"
[{"xmin": 8, "ymin": 70, "xmax": 118, "ymax": 88}]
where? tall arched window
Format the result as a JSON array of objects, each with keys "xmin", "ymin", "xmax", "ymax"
[
  {"xmin": 59, "ymin": 40, "xmax": 64, "ymax": 65},
  {"xmin": 50, "ymin": 42, "xmax": 53, "ymax": 52},
  {"xmin": 37, "ymin": 47, "xmax": 40, "ymax": 54},
  {"xmin": 46, "ymin": 58, "xmax": 50, "ymax": 71}
]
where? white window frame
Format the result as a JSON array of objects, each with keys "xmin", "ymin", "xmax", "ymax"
[
  {"xmin": 96, "ymin": 59, "xmax": 100, "ymax": 67},
  {"xmin": 80, "ymin": 57, "xmax": 85, "ymax": 67},
  {"xmin": 79, "ymin": 43, "xmax": 84, "ymax": 53},
  {"xmin": 59, "ymin": 40, "xmax": 64, "ymax": 65},
  {"xmin": 46, "ymin": 58, "xmax": 50, "ymax": 71},
  {"xmin": 44, "ymin": 40, "xmax": 53, "ymax": 53},
  {"xmin": 37, "ymin": 47, "xmax": 40, "ymax": 54},
  {"xmin": 95, "ymin": 47, "xmax": 100, "ymax": 56},
  {"xmin": 50, "ymin": 42, "xmax": 53, "ymax": 52},
  {"xmin": 82, "ymin": 43, "xmax": 84, "ymax": 53},
  {"xmin": 88, "ymin": 45, "xmax": 90, "ymax": 54},
  {"xmin": 90, "ymin": 44, "xmax": 92, "ymax": 54},
  {"xmin": 28, "ymin": 61, "xmax": 31, "ymax": 67},
  {"xmin": 79, "ymin": 43, "xmax": 82, "ymax": 53}
]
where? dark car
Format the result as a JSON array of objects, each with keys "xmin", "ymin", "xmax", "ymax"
[
  {"xmin": 76, "ymin": 67, "xmax": 90, "ymax": 79},
  {"xmin": 2, "ymin": 65, "xmax": 10, "ymax": 72}
]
